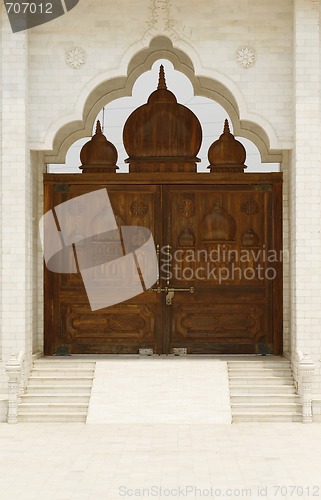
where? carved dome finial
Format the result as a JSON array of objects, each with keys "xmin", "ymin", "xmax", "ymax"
[
  {"xmin": 158, "ymin": 65, "xmax": 167, "ymax": 90},
  {"xmin": 207, "ymin": 119, "xmax": 247, "ymax": 173},
  {"xmin": 96, "ymin": 120, "xmax": 102, "ymax": 134},
  {"xmin": 79, "ymin": 120, "xmax": 118, "ymax": 173},
  {"xmin": 223, "ymin": 118, "xmax": 231, "ymax": 134},
  {"xmin": 123, "ymin": 66, "xmax": 202, "ymax": 172}
]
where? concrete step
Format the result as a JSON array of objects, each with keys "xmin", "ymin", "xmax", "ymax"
[
  {"xmin": 21, "ymin": 394, "xmax": 90, "ymax": 403},
  {"xmin": 18, "ymin": 358, "xmax": 95, "ymax": 422},
  {"xmin": 227, "ymin": 360, "xmax": 291, "ymax": 369},
  {"xmin": 229, "ymin": 376, "xmax": 294, "ymax": 386},
  {"xmin": 31, "ymin": 369, "xmax": 95, "ymax": 377},
  {"xmin": 230, "ymin": 385, "xmax": 297, "ymax": 395},
  {"xmin": 28, "ymin": 377, "xmax": 93, "ymax": 385},
  {"xmin": 18, "ymin": 403, "xmax": 88, "ymax": 413},
  {"xmin": 231, "ymin": 394, "xmax": 300, "ymax": 403},
  {"xmin": 18, "ymin": 412, "xmax": 87, "ymax": 423},
  {"xmin": 227, "ymin": 358, "xmax": 302, "ymax": 423},
  {"xmin": 231, "ymin": 403, "xmax": 302, "ymax": 413},
  {"xmin": 27, "ymin": 385, "xmax": 92, "ymax": 394},
  {"xmin": 33, "ymin": 361, "xmax": 96, "ymax": 369},
  {"xmin": 26, "ymin": 383, "xmax": 92, "ymax": 394},
  {"xmin": 228, "ymin": 368, "xmax": 292, "ymax": 377},
  {"xmin": 233, "ymin": 412, "xmax": 302, "ymax": 423}
]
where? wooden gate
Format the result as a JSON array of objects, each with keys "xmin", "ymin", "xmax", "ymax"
[{"xmin": 43, "ymin": 66, "xmax": 282, "ymax": 355}]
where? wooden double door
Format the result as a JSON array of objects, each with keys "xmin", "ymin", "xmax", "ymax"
[{"xmin": 44, "ymin": 174, "xmax": 283, "ymax": 355}]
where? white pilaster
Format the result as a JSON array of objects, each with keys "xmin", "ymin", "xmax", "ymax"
[
  {"xmin": 291, "ymin": 0, "xmax": 321, "ymax": 398},
  {"xmin": 0, "ymin": 10, "xmax": 32, "ymax": 392}
]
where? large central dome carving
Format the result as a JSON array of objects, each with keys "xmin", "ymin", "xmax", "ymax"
[{"xmin": 123, "ymin": 65, "xmax": 202, "ymax": 172}]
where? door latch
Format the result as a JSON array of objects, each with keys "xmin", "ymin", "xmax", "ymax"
[{"xmin": 165, "ymin": 290, "xmax": 175, "ymax": 305}]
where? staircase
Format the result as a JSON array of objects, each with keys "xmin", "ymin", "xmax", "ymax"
[
  {"xmin": 18, "ymin": 359, "xmax": 95, "ymax": 422},
  {"xmin": 228, "ymin": 357, "xmax": 302, "ymax": 422}
]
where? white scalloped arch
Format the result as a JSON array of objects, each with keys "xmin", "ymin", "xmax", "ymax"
[{"xmin": 43, "ymin": 36, "xmax": 283, "ymax": 164}]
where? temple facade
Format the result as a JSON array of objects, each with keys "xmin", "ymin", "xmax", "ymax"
[{"xmin": 0, "ymin": 0, "xmax": 321, "ymax": 420}]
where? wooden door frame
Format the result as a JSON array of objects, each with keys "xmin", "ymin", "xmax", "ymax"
[{"xmin": 44, "ymin": 172, "xmax": 283, "ymax": 355}]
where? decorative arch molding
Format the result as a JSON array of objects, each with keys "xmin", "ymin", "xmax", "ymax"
[{"xmin": 43, "ymin": 36, "xmax": 283, "ymax": 164}]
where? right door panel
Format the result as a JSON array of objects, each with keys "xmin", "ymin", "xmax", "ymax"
[{"xmin": 163, "ymin": 184, "xmax": 281, "ymax": 354}]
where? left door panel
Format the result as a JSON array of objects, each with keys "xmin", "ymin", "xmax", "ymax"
[{"xmin": 44, "ymin": 182, "xmax": 161, "ymax": 355}]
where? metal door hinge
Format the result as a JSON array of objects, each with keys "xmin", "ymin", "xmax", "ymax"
[
  {"xmin": 139, "ymin": 348, "xmax": 153, "ymax": 356},
  {"xmin": 173, "ymin": 348, "xmax": 187, "ymax": 356},
  {"xmin": 255, "ymin": 184, "xmax": 272, "ymax": 192},
  {"xmin": 54, "ymin": 184, "xmax": 71, "ymax": 192},
  {"xmin": 54, "ymin": 345, "xmax": 71, "ymax": 356}
]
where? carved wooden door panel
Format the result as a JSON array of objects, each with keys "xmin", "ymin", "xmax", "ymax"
[
  {"xmin": 44, "ymin": 182, "xmax": 162, "ymax": 355},
  {"xmin": 162, "ymin": 184, "xmax": 282, "ymax": 355},
  {"xmin": 44, "ymin": 177, "xmax": 282, "ymax": 355}
]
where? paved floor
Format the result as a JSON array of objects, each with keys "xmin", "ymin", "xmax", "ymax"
[
  {"xmin": 0, "ymin": 423, "xmax": 320, "ymax": 500},
  {"xmin": 87, "ymin": 359, "xmax": 231, "ymax": 424}
]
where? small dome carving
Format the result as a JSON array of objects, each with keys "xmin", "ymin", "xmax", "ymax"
[
  {"xmin": 123, "ymin": 65, "xmax": 202, "ymax": 171},
  {"xmin": 242, "ymin": 227, "xmax": 259, "ymax": 246},
  {"xmin": 179, "ymin": 227, "xmax": 195, "ymax": 247},
  {"xmin": 201, "ymin": 202, "xmax": 236, "ymax": 241},
  {"xmin": 208, "ymin": 119, "xmax": 247, "ymax": 173},
  {"xmin": 79, "ymin": 121, "xmax": 118, "ymax": 173}
]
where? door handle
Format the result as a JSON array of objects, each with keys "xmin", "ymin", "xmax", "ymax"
[
  {"xmin": 149, "ymin": 286, "xmax": 195, "ymax": 305},
  {"xmin": 149, "ymin": 286, "xmax": 195, "ymax": 294},
  {"xmin": 167, "ymin": 287, "xmax": 195, "ymax": 294}
]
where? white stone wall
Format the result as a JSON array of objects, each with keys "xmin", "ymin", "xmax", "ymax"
[
  {"xmin": 0, "ymin": 4, "xmax": 3, "ymax": 391},
  {"xmin": 0, "ymin": 9, "xmax": 33, "ymax": 393},
  {"xmin": 1, "ymin": 0, "xmax": 321, "ymax": 413},
  {"xmin": 290, "ymin": 0, "xmax": 321, "ymax": 402},
  {"xmin": 27, "ymin": 0, "xmax": 293, "ymax": 152}
]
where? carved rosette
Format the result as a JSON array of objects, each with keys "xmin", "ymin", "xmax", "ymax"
[
  {"xmin": 148, "ymin": 0, "xmax": 173, "ymax": 30},
  {"xmin": 236, "ymin": 46, "xmax": 256, "ymax": 69},
  {"xmin": 130, "ymin": 200, "xmax": 148, "ymax": 217},
  {"xmin": 241, "ymin": 200, "xmax": 258, "ymax": 216},
  {"xmin": 65, "ymin": 47, "xmax": 86, "ymax": 69},
  {"xmin": 178, "ymin": 199, "xmax": 195, "ymax": 218}
]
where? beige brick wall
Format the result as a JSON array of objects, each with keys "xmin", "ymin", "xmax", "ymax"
[
  {"xmin": 0, "ymin": 10, "xmax": 33, "ymax": 392},
  {"xmin": 290, "ymin": 0, "xmax": 321, "ymax": 396},
  {"xmin": 27, "ymin": 0, "xmax": 293, "ymax": 152},
  {"xmin": 1, "ymin": 0, "xmax": 321, "ymax": 406}
]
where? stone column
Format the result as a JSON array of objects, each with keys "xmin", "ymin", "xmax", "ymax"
[
  {"xmin": 298, "ymin": 353, "xmax": 314, "ymax": 423},
  {"xmin": 290, "ymin": 1, "xmax": 321, "ymax": 399},
  {"xmin": 5, "ymin": 354, "xmax": 23, "ymax": 424},
  {"xmin": 0, "ymin": 7, "xmax": 32, "ymax": 391}
]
